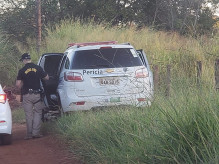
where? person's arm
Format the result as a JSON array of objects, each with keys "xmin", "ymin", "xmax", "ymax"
[
  {"xmin": 16, "ymin": 69, "xmax": 23, "ymax": 89},
  {"xmin": 16, "ymin": 80, "xmax": 23, "ymax": 89},
  {"xmin": 38, "ymin": 66, "xmax": 49, "ymax": 81},
  {"xmin": 43, "ymin": 74, "xmax": 49, "ymax": 81}
]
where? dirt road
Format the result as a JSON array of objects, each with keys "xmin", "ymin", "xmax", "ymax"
[{"xmin": 0, "ymin": 124, "xmax": 83, "ymax": 164}]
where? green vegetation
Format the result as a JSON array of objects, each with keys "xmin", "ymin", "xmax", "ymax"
[
  {"xmin": 12, "ymin": 109, "xmax": 25, "ymax": 124},
  {"xmin": 2, "ymin": 19, "xmax": 219, "ymax": 86},
  {"xmin": 26, "ymin": 21, "xmax": 219, "ymax": 163},
  {"xmin": 1, "ymin": 0, "xmax": 218, "ymax": 43},
  {"xmin": 7, "ymin": 20, "xmax": 219, "ymax": 163},
  {"xmin": 0, "ymin": 32, "xmax": 20, "ymax": 86},
  {"xmin": 38, "ymin": 20, "xmax": 219, "ymax": 86},
  {"xmin": 53, "ymin": 84, "xmax": 219, "ymax": 163},
  {"xmin": 1, "ymin": 0, "xmax": 218, "ymax": 162}
]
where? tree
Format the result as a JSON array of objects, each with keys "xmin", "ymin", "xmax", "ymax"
[
  {"xmin": 0, "ymin": 0, "xmax": 218, "ymax": 45},
  {"xmin": 0, "ymin": 0, "xmax": 37, "ymax": 43},
  {"xmin": 131, "ymin": 0, "xmax": 217, "ymax": 36}
]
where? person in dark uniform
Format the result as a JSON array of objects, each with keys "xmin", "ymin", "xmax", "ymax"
[{"xmin": 16, "ymin": 53, "xmax": 49, "ymax": 140}]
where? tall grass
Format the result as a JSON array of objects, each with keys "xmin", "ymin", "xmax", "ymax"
[
  {"xmin": 53, "ymin": 81, "xmax": 219, "ymax": 163},
  {"xmin": 36, "ymin": 20, "xmax": 218, "ymax": 86},
  {"xmin": 0, "ymin": 32, "xmax": 20, "ymax": 85},
  {"xmin": 12, "ymin": 20, "xmax": 219, "ymax": 84},
  {"xmin": 22, "ymin": 20, "xmax": 219, "ymax": 163},
  {"xmin": 12, "ymin": 109, "xmax": 25, "ymax": 124}
]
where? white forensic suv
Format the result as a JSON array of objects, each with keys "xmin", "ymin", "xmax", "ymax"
[
  {"xmin": 39, "ymin": 41, "xmax": 154, "ymax": 114},
  {"xmin": 0, "ymin": 85, "xmax": 12, "ymax": 145}
]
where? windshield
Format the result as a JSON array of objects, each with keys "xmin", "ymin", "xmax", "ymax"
[{"xmin": 71, "ymin": 48, "xmax": 143, "ymax": 69}]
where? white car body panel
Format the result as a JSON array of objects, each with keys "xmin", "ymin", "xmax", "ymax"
[{"xmin": 0, "ymin": 85, "xmax": 12, "ymax": 135}]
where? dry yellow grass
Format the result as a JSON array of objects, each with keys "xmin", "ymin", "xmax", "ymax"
[{"xmin": 25, "ymin": 20, "xmax": 219, "ymax": 87}]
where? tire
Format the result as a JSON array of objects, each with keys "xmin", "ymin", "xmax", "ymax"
[{"xmin": 2, "ymin": 134, "xmax": 12, "ymax": 145}]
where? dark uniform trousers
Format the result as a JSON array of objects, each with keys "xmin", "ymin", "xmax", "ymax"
[{"xmin": 22, "ymin": 93, "xmax": 45, "ymax": 137}]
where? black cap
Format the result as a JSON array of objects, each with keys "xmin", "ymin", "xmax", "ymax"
[{"xmin": 19, "ymin": 53, "xmax": 31, "ymax": 61}]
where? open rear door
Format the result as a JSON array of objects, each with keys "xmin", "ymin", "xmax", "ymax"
[
  {"xmin": 38, "ymin": 53, "xmax": 64, "ymax": 109},
  {"xmin": 136, "ymin": 49, "xmax": 154, "ymax": 91}
]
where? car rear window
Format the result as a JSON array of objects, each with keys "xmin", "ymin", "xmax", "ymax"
[{"xmin": 70, "ymin": 48, "xmax": 143, "ymax": 69}]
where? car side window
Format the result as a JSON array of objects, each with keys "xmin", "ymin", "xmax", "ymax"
[
  {"xmin": 57, "ymin": 55, "xmax": 67, "ymax": 76},
  {"xmin": 137, "ymin": 50, "xmax": 147, "ymax": 67},
  {"xmin": 65, "ymin": 58, "xmax": 70, "ymax": 69}
]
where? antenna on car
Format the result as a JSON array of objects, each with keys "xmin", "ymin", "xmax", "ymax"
[{"xmin": 68, "ymin": 41, "xmax": 118, "ymax": 48}]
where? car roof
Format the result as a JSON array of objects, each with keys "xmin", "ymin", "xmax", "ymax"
[
  {"xmin": 77, "ymin": 44, "xmax": 133, "ymax": 51},
  {"xmin": 66, "ymin": 43, "xmax": 134, "ymax": 52},
  {"xmin": 41, "ymin": 53, "xmax": 64, "ymax": 57}
]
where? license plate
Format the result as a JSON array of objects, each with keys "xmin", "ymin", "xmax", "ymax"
[
  {"xmin": 110, "ymin": 97, "xmax": 120, "ymax": 102},
  {"xmin": 99, "ymin": 78, "xmax": 119, "ymax": 85}
]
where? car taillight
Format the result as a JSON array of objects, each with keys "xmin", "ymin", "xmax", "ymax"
[
  {"xmin": 135, "ymin": 68, "xmax": 148, "ymax": 78},
  {"xmin": 64, "ymin": 72, "xmax": 83, "ymax": 82},
  {"xmin": 0, "ymin": 94, "xmax": 6, "ymax": 103}
]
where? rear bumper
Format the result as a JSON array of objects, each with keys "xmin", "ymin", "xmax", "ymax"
[
  {"xmin": 62, "ymin": 92, "xmax": 153, "ymax": 112},
  {"xmin": 0, "ymin": 104, "xmax": 12, "ymax": 135},
  {"xmin": 0, "ymin": 121, "xmax": 12, "ymax": 134}
]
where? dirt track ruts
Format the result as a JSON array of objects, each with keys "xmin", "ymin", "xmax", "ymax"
[{"xmin": 0, "ymin": 124, "xmax": 83, "ymax": 164}]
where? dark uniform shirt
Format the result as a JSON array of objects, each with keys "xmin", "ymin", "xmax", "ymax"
[{"xmin": 17, "ymin": 63, "xmax": 47, "ymax": 94}]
